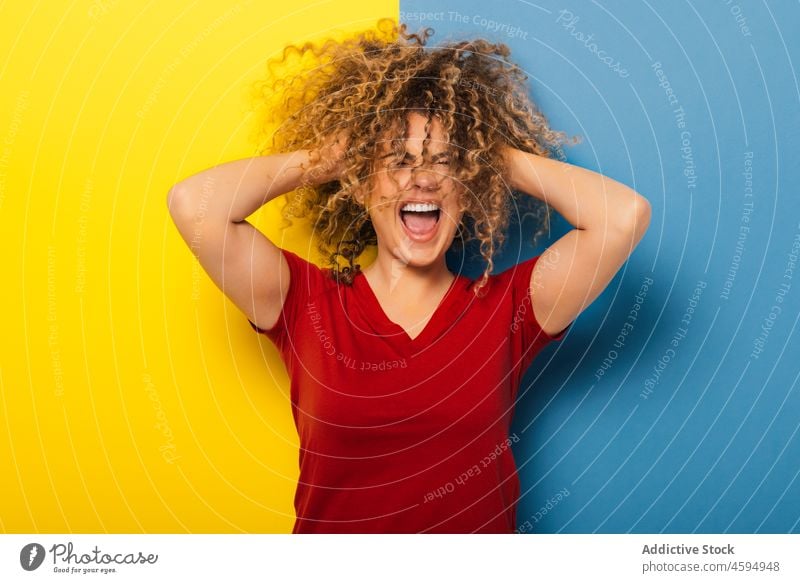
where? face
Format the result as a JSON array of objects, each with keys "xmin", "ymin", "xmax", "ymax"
[{"xmin": 356, "ymin": 112, "xmax": 465, "ymax": 268}]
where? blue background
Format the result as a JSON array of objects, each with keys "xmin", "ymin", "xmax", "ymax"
[{"xmin": 404, "ymin": 0, "xmax": 800, "ymax": 533}]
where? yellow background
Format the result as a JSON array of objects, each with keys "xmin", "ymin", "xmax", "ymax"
[{"xmin": 1, "ymin": 0, "xmax": 394, "ymax": 533}]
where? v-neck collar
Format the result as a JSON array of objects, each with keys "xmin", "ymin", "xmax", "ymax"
[{"xmin": 354, "ymin": 268, "xmax": 469, "ymax": 348}]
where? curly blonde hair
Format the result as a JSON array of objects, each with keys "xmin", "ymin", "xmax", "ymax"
[{"xmin": 249, "ymin": 18, "xmax": 579, "ymax": 296}]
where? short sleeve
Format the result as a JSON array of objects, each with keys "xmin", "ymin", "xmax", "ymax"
[
  {"xmin": 503, "ymin": 254, "xmax": 572, "ymax": 374},
  {"xmin": 247, "ymin": 248, "xmax": 327, "ymax": 349}
]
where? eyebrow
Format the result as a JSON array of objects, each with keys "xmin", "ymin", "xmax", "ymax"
[{"xmin": 379, "ymin": 151, "xmax": 451, "ymax": 160}]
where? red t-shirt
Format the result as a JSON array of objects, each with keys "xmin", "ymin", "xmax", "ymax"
[{"xmin": 248, "ymin": 248, "xmax": 569, "ymax": 533}]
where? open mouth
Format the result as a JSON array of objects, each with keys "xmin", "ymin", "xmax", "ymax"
[{"xmin": 399, "ymin": 202, "xmax": 441, "ymax": 241}]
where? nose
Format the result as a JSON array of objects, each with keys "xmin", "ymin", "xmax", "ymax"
[{"xmin": 411, "ymin": 166, "xmax": 440, "ymax": 191}]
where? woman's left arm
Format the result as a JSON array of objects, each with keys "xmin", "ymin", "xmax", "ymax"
[{"xmin": 502, "ymin": 147, "xmax": 652, "ymax": 337}]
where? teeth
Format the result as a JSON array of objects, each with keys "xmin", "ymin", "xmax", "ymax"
[{"xmin": 401, "ymin": 202, "xmax": 440, "ymax": 212}]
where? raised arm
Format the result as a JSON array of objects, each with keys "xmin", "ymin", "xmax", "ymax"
[
  {"xmin": 502, "ymin": 147, "xmax": 652, "ymax": 337},
  {"xmin": 166, "ymin": 147, "xmax": 342, "ymax": 331}
]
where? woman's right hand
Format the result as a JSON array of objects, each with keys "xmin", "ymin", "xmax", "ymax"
[{"xmin": 305, "ymin": 128, "xmax": 351, "ymax": 184}]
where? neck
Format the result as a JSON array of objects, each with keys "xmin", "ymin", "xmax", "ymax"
[{"xmin": 362, "ymin": 248, "xmax": 454, "ymax": 299}]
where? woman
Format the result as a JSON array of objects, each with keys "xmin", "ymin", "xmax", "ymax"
[{"xmin": 167, "ymin": 20, "xmax": 650, "ymax": 533}]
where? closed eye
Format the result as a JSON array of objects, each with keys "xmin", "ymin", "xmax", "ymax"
[
  {"xmin": 382, "ymin": 153, "xmax": 452, "ymax": 168},
  {"xmin": 384, "ymin": 154, "xmax": 414, "ymax": 168}
]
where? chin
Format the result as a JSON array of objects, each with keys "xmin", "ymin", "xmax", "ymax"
[{"xmin": 389, "ymin": 233, "xmax": 455, "ymax": 267}]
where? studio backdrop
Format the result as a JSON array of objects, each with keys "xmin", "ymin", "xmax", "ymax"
[{"xmin": 2, "ymin": 0, "xmax": 798, "ymax": 533}]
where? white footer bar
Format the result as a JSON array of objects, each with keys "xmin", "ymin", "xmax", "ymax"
[{"xmin": 1, "ymin": 534, "xmax": 797, "ymax": 582}]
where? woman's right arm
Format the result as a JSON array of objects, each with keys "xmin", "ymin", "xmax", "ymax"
[{"xmin": 166, "ymin": 150, "xmax": 340, "ymax": 331}]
